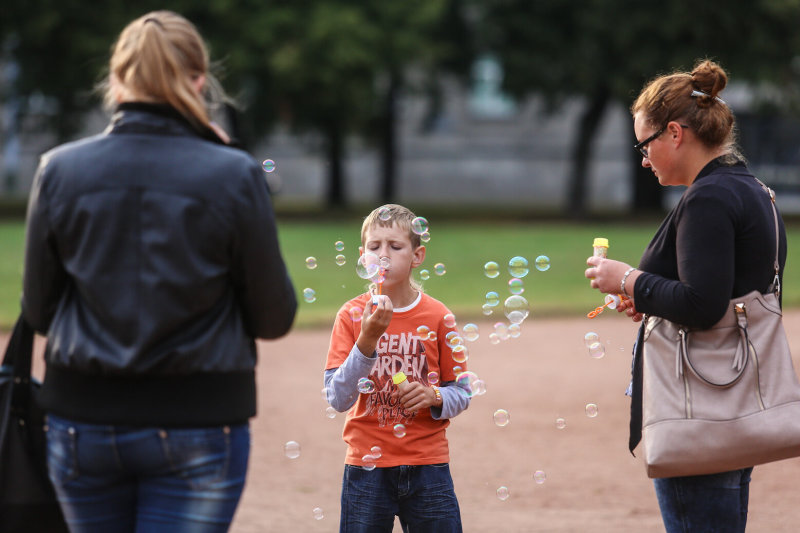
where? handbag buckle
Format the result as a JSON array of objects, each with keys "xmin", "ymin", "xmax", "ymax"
[{"xmin": 735, "ymin": 302, "xmax": 746, "ymax": 316}]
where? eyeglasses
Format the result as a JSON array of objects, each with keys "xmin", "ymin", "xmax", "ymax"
[{"xmin": 634, "ymin": 124, "xmax": 689, "ymax": 158}]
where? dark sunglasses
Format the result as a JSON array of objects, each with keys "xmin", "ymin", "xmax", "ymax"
[{"xmin": 634, "ymin": 124, "xmax": 689, "ymax": 158}]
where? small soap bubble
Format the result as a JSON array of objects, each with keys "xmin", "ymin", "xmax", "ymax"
[
  {"xmin": 508, "ymin": 323, "xmax": 521, "ymax": 338},
  {"xmin": 456, "ymin": 371, "xmax": 480, "ymax": 397},
  {"xmin": 378, "ymin": 206, "xmax": 392, "ymax": 221},
  {"xmin": 284, "ymin": 440, "xmax": 301, "ymax": 459},
  {"xmin": 434, "ymin": 263, "xmax": 446, "ymax": 276},
  {"xmin": 419, "ymin": 269, "xmax": 430, "ymax": 281},
  {"xmin": 261, "ymin": 159, "xmax": 276, "ymax": 173},
  {"xmin": 443, "ymin": 313, "xmax": 457, "ymax": 328},
  {"xmin": 303, "ymin": 288, "xmax": 316, "ymax": 303},
  {"xmin": 446, "ymin": 331, "xmax": 463, "ymax": 348},
  {"xmin": 370, "ymin": 446, "xmax": 382, "ymax": 459},
  {"xmin": 313, "ymin": 507, "xmax": 324, "ymax": 520},
  {"xmin": 427, "ymin": 371, "xmax": 439, "ymax": 385},
  {"xmin": 356, "ymin": 252, "xmax": 381, "ymax": 280},
  {"xmin": 420, "ymin": 231, "xmax": 431, "ymax": 243},
  {"xmin": 472, "ymin": 379, "xmax": 487, "ymax": 396},
  {"xmin": 504, "ymin": 295, "xmax": 530, "ymax": 325},
  {"xmin": 462, "ymin": 323, "xmax": 479, "ymax": 342},
  {"xmin": 533, "ymin": 470, "xmax": 547, "ymax": 484},
  {"xmin": 508, "ymin": 278, "xmax": 524, "ymax": 295},
  {"xmin": 428, "ymin": 331, "xmax": 438, "ymax": 342},
  {"xmin": 325, "ymin": 406, "xmax": 336, "ymax": 419},
  {"xmin": 493, "ymin": 409, "xmax": 510, "ymax": 427},
  {"xmin": 494, "ymin": 322, "xmax": 509, "ymax": 339},
  {"xmin": 452, "ymin": 345, "xmax": 468, "ymax": 364},
  {"xmin": 393, "ymin": 424, "xmax": 407, "ymax": 438},
  {"xmin": 361, "ymin": 454, "xmax": 377, "ymax": 471},
  {"xmin": 482, "ymin": 303, "xmax": 493, "ymax": 316},
  {"xmin": 335, "ymin": 240, "xmax": 345, "ymax": 251},
  {"xmin": 555, "ymin": 418, "xmax": 567, "ymax": 430},
  {"xmin": 535, "ymin": 255, "xmax": 551, "ymax": 272},
  {"xmin": 485, "ymin": 291, "xmax": 500, "ymax": 307},
  {"xmin": 357, "ymin": 377, "xmax": 376, "ymax": 394},
  {"xmin": 585, "ymin": 403, "xmax": 599, "ymax": 418},
  {"xmin": 489, "ymin": 332, "xmax": 500, "ymax": 344},
  {"xmin": 305, "ymin": 257, "xmax": 318, "ymax": 270},
  {"xmin": 508, "ymin": 256, "xmax": 530, "ymax": 278},
  {"xmin": 411, "ymin": 217, "xmax": 429, "ymax": 235},
  {"xmin": 496, "ymin": 486, "xmax": 510, "ymax": 501},
  {"xmin": 453, "ymin": 365, "xmax": 463, "ymax": 375},
  {"xmin": 584, "ymin": 332, "xmax": 600, "ymax": 348},
  {"xmin": 335, "ymin": 254, "xmax": 346, "ymax": 266},
  {"xmin": 349, "ymin": 307, "xmax": 363, "ymax": 322},
  {"xmin": 484, "ymin": 261, "xmax": 500, "ymax": 278},
  {"xmin": 588, "ymin": 342, "xmax": 606, "ymax": 359},
  {"xmin": 416, "ymin": 325, "xmax": 431, "ymax": 340}
]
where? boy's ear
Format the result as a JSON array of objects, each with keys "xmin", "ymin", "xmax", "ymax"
[{"xmin": 411, "ymin": 245, "xmax": 426, "ymax": 268}]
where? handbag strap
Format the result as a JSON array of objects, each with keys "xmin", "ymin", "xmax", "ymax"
[
  {"xmin": 2, "ymin": 315, "xmax": 35, "ymax": 413},
  {"xmin": 754, "ymin": 177, "xmax": 781, "ymax": 298}
]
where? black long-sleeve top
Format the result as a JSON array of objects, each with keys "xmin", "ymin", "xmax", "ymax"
[{"xmin": 633, "ymin": 157, "xmax": 787, "ymax": 329}]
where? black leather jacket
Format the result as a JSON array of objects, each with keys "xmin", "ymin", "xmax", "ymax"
[{"xmin": 22, "ymin": 103, "xmax": 297, "ymax": 426}]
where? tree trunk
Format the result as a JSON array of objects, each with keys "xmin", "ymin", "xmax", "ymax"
[
  {"xmin": 380, "ymin": 73, "xmax": 400, "ymax": 203},
  {"xmin": 566, "ymin": 86, "xmax": 610, "ymax": 217},
  {"xmin": 325, "ymin": 121, "xmax": 346, "ymax": 208}
]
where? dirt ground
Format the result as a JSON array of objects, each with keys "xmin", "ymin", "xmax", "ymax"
[{"xmin": 11, "ymin": 310, "xmax": 800, "ymax": 532}]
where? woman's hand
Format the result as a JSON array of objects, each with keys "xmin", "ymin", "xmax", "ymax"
[
  {"xmin": 616, "ymin": 295, "xmax": 644, "ymax": 322},
  {"xmin": 585, "ymin": 257, "xmax": 631, "ymax": 293}
]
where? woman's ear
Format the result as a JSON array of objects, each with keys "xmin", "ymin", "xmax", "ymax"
[{"xmin": 192, "ymin": 73, "xmax": 206, "ymax": 95}]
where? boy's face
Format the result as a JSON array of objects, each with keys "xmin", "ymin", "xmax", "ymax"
[{"xmin": 360, "ymin": 223, "xmax": 425, "ymax": 288}]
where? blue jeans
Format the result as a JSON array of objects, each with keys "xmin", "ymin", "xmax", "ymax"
[
  {"xmin": 46, "ymin": 414, "xmax": 250, "ymax": 533},
  {"xmin": 654, "ymin": 467, "xmax": 753, "ymax": 533},
  {"xmin": 340, "ymin": 463, "xmax": 462, "ymax": 532}
]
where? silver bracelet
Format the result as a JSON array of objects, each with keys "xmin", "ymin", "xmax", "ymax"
[{"xmin": 620, "ymin": 267, "xmax": 636, "ymax": 297}]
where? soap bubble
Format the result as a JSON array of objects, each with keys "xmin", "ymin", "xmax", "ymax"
[
  {"xmin": 584, "ymin": 332, "xmax": 600, "ymax": 347},
  {"xmin": 535, "ymin": 255, "xmax": 551, "ymax": 271},
  {"xmin": 303, "ymin": 288, "xmax": 316, "ymax": 303},
  {"xmin": 453, "ymin": 366, "xmax": 463, "ymax": 375},
  {"xmin": 357, "ymin": 377, "xmax": 376, "ymax": 394},
  {"xmin": 349, "ymin": 307, "xmax": 363, "ymax": 322},
  {"xmin": 484, "ymin": 261, "xmax": 500, "ymax": 278},
  {"xmin": 588, "ymin": 342, "xmax": 605, "ymax": 359},
  {"xmin": 462, "ymin": 323, "xmax": 479, "ymax": 342},
  {"xmin": 472, "ymin": 379, "xmax": 487, "ymax": 396},
  {"xmin": 356, "ymin": 252, "xmax": 381, "ymax": 280},
  {"xmin": 416, "ymin": 325, "xmax": 431, "ymax": 340},
  {"xmin": 427, "ymin": 371, "xmax": 439, "ymax": 385},
  {"xmin": 508, "ymin": 278, "xmax": 524, "ymax": 295},
  {"xmin": 482, "ymin": 303, "xmax": 493, "ymax": 316},
  {"xmin": 378, "ymin": 206, "xmax": 392, "ymax": 221},
  {"xmin": 533, "ymin": 470, "xmax": 547, "ymax": 484},
  {"xmin": 585, "ymin": 403, "xmax": 599, "ymax": 418},
  {"xmin": 489, "ymin": 332, "xmax": 500, "ymax": 344},
  {"xmin": 445, "ymin": 331, "xmax": 463, "ymax": 348},
  {"xmin": 434, "ymin": 263, "xmax": 446, "ymax": 276},
  {"xmin": 455, "ymin": 371, "xmax": 480, "ymax": 397},
  {"xmin": 494, "ymin": 322, "xmax": 509, "ymax": 340},
  {"xmin": 419, "ymin": 269, "xmax": 430, "ymax": 281},
  {"xmin": 508, "ymin": 323, "xmax": 521, "ymax": 338},
  {"xmin": 335, "ymin": 254, "xmax": 346, "ymax": 266},
  {"xmin": 496, "ymin": 486, "xmax": 510, "ymax": 501},
  {"xmin": 485, "ymin": 291, "xmax": 500, "ymax": 307},
  {"xmin": 420, "ymin": 231, "xmax": 431, "ymax": 243},
  {"xmin": 504, "ymin": 295, "xmax": 530, "ymax": 324},
  {"xmin": 555, "ymin": 418, "xmax": 567, "ymax": 430},
  {"xmin": 411, "ymin": 217, "xmax": 429, "ymax": 235},
  {"xmin": 361, "ymin": 454, "xmax": 377, "ymax": 471},
  {"xmin": 305, "ymin": 257, "xmax": 318, "ymax": 270},
  {"xmin": 493, "ymin": 409, "xmax": 510, "ymax": 427},
  {"xmin": 325, "ymin": 406, "xmax": 336, "ymax": 419},
  {"xmin": 393, "ymin": 424, "xmax": 406, "ymax": 438},
  {"xmin": 370, "ymin": 446, "xmax": 382, "ymax": 459},
  {"xmin": 508, "ymin": 256, "xmax": 529, "ymax": 278},
  {"xmin": 452, "ymin": 345, "xmax": 468, "ymax": 364},
  {"xmin": 313, "ymin": 507, "xmax": 324, "ymax": 520},
  {"xmin": 261, "ymin": 159, "xmax": 276, "ymax": 173},
  {"xmin": 335, "ymin": 240, "xmax": 345, "ymax": 251},
  {"xmin": 443, "ymin": 313, "xmax": 457, "ymax": 328},
  {"xmin": 284, "ymin": 441, "xmax": 301, "ymax": 459}
]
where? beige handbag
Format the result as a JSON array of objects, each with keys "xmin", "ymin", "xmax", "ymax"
[{"xmin": 641, "ymin": 182, "xmax": 800, "ymax": 478}]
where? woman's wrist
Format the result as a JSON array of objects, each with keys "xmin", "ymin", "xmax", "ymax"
[{"xmin": 620, "ymin": 267, "xmax": 637, "ymax": 297}]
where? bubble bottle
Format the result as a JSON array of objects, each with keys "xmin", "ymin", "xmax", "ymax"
[
  {"xmin": 587, "ymin": 237, "xmax": 627, "ymax": 318},
  {"xmin": 392, "ymin": 372, "xmax": 412, "ymax": 393}
]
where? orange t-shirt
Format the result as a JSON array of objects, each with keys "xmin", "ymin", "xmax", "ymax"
[{"xmin": 326, "ymin": 291, "xmax": 465, "ymax": 467}]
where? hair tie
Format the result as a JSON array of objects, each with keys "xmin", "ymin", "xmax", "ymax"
[
  {"xmin": 691, "ymin": 89, "xmax": 726, "ymax": 105},
  {"xmin": 143, "ymin": 17, "xmax": 164, "ymax": 27}
]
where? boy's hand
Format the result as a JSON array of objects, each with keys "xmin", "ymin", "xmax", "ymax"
[
  {"xmin": 356, "ymin": 295, "xmax": 393, "ymax": 356},
  {"xmin": 396, "ymin": 382, "xmax": 439, "ymax": 412}
]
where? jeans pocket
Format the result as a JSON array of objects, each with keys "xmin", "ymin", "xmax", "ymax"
[
  {"xmin": 159, "ymin": 426, "xmax": 232, "ymax": 491},
  {"xmin": 46, "ymin": 419, "xmax": 80, "ymax": 487}
]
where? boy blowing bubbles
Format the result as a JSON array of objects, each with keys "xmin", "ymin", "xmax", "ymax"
[{"xmin": 325, "ymin": 204, "xmax": 469, "ymax": 532}]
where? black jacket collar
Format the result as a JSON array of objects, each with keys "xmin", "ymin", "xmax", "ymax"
[{"xmin": 111, "ymin": 102, "xmax": 228, "ymax": 146}]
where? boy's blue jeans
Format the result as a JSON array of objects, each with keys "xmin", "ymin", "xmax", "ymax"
[
  {"xmin": 653, "ymin": 467, "xmax": 753, "ymax": 533},
  {"xmin": 340, "ymin": 463, "xmax": 462, "ymax": 532},
  {"xmin": 45, "ymin": 413, "xmax": 249, "ymax": 533}
]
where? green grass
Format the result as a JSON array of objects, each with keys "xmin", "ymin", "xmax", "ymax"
[{"xmin": 4, "ymin": 218, "xmax": 800, "ymax": 331}]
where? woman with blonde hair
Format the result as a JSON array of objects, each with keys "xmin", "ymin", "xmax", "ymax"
[
  {"xmin": 22, "ymin": 11, "xmax": 296, "ymax": 532},
  {"xmin": 585, "ymin": 59, "xmax": 787, "ymax": 532}
]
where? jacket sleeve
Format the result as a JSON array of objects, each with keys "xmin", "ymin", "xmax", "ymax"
[
  {"xmin": 21, "ymin": 158, "xmax": 68, "ymax": 333},
  {"xmin": 231, "ymin": 162, "xmax": 296, "ymax": 339}
]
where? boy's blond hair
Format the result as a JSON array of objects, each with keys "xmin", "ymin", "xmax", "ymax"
[{"xmin": 361, "ymin": 204, "xmax": 424, "ymax": 291}]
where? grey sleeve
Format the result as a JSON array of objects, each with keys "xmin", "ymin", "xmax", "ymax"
[
  {"xmin": 430, "ymin": 380, "xmax": 471, "ymax": 420},
  {"xmin": 324, "ymin": 344, "xmax": 377, "ymax": 412}
]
